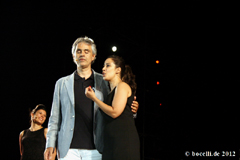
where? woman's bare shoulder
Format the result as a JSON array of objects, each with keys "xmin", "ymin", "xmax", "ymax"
[
  {"xmin": 19, "ymin": 130, "xmax": 25, "ymax": 137},
  {"xmin": 118, "ymin": 81, "xmax": 130, "ymax": 89},
  {"xmin": 116, "ymin": 82, "xmax": 131, "ymax": 96}
]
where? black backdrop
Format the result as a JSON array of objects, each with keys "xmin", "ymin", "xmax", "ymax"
[{"xmin": 1, "ymin": 1, "xmax": 237, "ymax": 160}]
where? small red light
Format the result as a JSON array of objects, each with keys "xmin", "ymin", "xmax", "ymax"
[
  {"xmin": 160, "ymin": 103, "xmax": 162, "ymax": 106},
  {"xmin": 157, "ymin": 81, "xmax": 160, "ymax": 85},
  {"xmin": 156, "ymin": 60, "xmax": 160, "ymax": 64}
]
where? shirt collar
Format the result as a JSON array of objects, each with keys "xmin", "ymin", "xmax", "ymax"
[{"xmin": 74, "ymin": 70, "xmax": 94, "ymax": 81}]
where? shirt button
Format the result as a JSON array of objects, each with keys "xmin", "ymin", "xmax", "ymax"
[{"xmin": 72, "ymin": 115, "xmax": 75, "ymax": 118}]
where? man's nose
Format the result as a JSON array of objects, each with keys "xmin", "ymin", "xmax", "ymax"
[{"xmin": 80, "ymin": 52, "xmax": 85, "ymax": 56}]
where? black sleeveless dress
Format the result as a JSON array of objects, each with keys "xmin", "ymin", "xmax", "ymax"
[
  {"xmin": 21, "ymin": 128, "xmax": 46, "ymax": 160},
  {"xmin": 101, "ymin": 87, "xmax": 140, "ymax": 160}
]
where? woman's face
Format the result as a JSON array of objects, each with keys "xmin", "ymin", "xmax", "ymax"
[
  {"xmin": 102, "ymin": 58, "xmax": 120, "ymax": 81},
  {"xmin": 32, "ymin": 109, "xmax": 47, "ymax": 125}
]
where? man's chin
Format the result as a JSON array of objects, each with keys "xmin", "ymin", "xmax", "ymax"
[{"xmin": 77, "ymin": 63, "xmax": 90, "ymax": 68}]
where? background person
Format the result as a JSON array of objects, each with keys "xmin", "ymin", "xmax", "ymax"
[{"xmin": 19, "ymin": 104, "xmax": 56, "ymax": 160}]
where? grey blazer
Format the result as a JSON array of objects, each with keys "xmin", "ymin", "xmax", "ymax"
[{"xmin": 45, "ymin": 70, "xmax": 109, "ymax": 158}]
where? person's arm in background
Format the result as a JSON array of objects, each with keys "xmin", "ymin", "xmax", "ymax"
[{"xmin": 19, "ymin": 130, "xmax": 24, "ymax": 156}]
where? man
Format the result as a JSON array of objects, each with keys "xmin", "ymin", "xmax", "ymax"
[{"xmin": 44, "ymin": 36, "xmax": 139, "ymax": 160}]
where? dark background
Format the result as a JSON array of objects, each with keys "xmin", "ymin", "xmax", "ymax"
[{"xmin": 1, "ymin": 1, "xmax": 237, "ymax": 160}]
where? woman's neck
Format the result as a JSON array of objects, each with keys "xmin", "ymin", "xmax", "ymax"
[
  {"xmin": 109, "ymin": 76, "xmax": 122, "ymax": 91},
  {"xmin": 30, "ymin": 122, "xmax": 43, "ymax": 131}
]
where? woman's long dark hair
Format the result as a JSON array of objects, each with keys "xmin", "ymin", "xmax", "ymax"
[{"xmin": 108, "ymin": 55, "xmax": 137, "ymax": 95}]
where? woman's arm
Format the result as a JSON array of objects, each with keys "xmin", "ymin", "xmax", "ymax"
[
  {"xmin": 19, "ymin": 131, "xmax": 24, "ymax": 156},
  {"xmin": 44, "ymin": 128, "xmax": 48, "ymax": 139},
  {"xmin": 86, "ymin": 82, "xmax": 131, "ymax": 118}
]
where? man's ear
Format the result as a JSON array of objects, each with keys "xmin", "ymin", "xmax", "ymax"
[
  {"xmin": 72, "ymin": 54, "xmax": 77, "ymax": 64},
  {"xmin": 92, "ymin": 54, "xmax": 96, "ymax": 61},
  {"xmin": 72, "ymin": 53, "xmax": 75, "ymax": 60}
]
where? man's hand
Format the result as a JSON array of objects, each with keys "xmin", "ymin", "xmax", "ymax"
[
  {"xmin": 44, "ymin": 147, "xmax": 54, "ymax": 160},
  {"xmin": 131, "ymin": 96, "xmax": 139, "ymax": 114}
]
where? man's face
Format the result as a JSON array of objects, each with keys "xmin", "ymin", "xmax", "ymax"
[{"xmin": 73, "ymin": 42, "xmax": 95, "ymax": 68}]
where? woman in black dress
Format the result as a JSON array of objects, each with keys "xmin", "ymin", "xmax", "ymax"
[
  {"xmin": 19, "ymin": 104, "xmax": 56, "ymax": 160},
  {"xmin": 85, "ymin": 55, "xmax": 140, "ymax": 160}
]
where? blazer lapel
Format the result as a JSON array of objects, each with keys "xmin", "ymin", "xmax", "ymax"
[
  {"xmin": 93, "ymin": 70, "xmax": 102, "ymax": 92},
  {"xmin": 65, "ymin": 72, "xmax": 75, "ymax": 106},
  {"xmin": 93, "ymin": 70, "xmax": 104, "ymax": 112}
]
